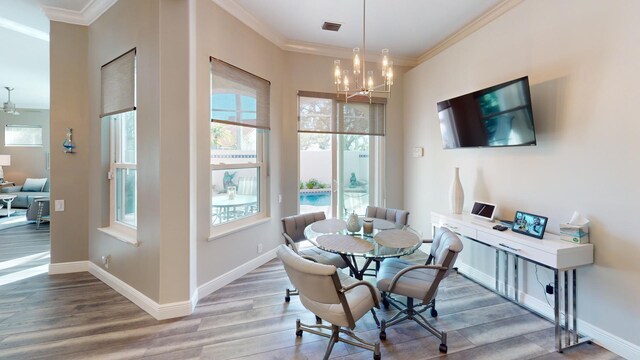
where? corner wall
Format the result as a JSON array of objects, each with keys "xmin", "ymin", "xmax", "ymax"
[
  {"xmin": 403, "ymin": 0, "xmax": 640, "ymax": 355},
  {"xmin": 49, "ymin": 22, "xmax": 89, "ymax": 264}
]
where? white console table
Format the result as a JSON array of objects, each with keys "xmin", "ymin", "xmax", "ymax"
[{"xmin": 431, "ymin": 212, "xmax": 594, "ymax": 353}]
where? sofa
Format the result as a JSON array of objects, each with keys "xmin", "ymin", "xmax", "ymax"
[{"xmin": 0, "ymin": 178, "xmax": 49, "ymax": 209}]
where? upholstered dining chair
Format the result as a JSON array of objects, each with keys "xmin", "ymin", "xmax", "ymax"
[
  {"xmin": 365, "ymin": 205, "xmax": 410, "ymax": 226},
  {"xmin": 281, "ymin": 212, "xmax": 348, "ymax": 302},
  {"xmin": 276, "ymin": 244, "xmax": 382, "ymax": 360},
  {"xmin": 375, "ymin": 227, "xmax": 463, "ymax": 354}
]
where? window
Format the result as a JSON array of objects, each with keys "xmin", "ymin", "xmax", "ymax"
[
  {"xmin": 100, "ymin": 49, "xmax": 137, "ymax": 237},
  {"xmin": 211, "ymin": 57, "xmax": 270, "ymax": 229},
  {"xmin": 298, "ymin": 93, "xmax": 385, "ymax": 218},
  {"xmin": 4, "ymin": 125, "xmax": 43, "ymax": 146}
]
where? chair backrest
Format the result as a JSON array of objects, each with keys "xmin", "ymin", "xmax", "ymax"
[
  {"xmin": 365, "ymin": 205, "xmax": 410, "ymax": 225},
  {"xmin": 237, "ymin": 176, "xmax": 257, "ymax": 195},
  {"xmin": 281, "ymin": 212, "xmax": 326, "ymax": 244},
  {"xmin": 277, "ymin": 244, "xmax": 342, "ymax": 305},
  {"xmin": 421, "ymin": 227, "xmax": 463, "ymax": 302}
]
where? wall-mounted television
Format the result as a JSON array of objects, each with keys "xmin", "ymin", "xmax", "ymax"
[{"xmin": 437, "ymin": 76, "xmax": 536, "ymax": 149}]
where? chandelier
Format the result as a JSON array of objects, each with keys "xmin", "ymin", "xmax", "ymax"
[{"xmin": 333, "ymin": 0, "xmax": 393, "ymax": 102}]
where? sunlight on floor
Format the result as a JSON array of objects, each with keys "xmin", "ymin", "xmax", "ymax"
[{"xmin": 0, "ymin": 251, "xmax": 50, "ymax": 287}]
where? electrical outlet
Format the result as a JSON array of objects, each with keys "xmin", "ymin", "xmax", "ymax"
[
  {"xmin": 278, "ymin": 194, "xmax": 282, "ymax": 203},
  {"xmin": 101, "ymin": 255, "xmax": 112, "ymax": 269},
  {"xmin": 257, "ymin": 243, "xmax": 263, "ymax": 254},
  {"xmin": 546, "ymin": 284, "xmax": 554, "ymax": 295},
  {"xmin": 55, "ymin": 200, "xmax": 65, "ymax": 211}
]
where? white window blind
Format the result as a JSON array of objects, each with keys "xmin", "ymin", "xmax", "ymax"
[
  {"xmin": 297, "ymin": 91, "xmax": 386, "ymax": 136},
  {"xmin": 211, "ymin": 57, "xmax": 271, "ymax": 130},
  {"xmin": 101, "ymin": 48, "xmax": 136, "ymax": 118}
]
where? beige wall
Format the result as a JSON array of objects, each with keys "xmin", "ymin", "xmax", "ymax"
[
  {"xmin": 0, "ymin": 109, "xmax": 50, "ymax": 184},
  {"xmin": 195, "ymin": 0, "xmax": 285, "ymax": 286},
  {"xmin": 49, "ymin": 22, "xmax": 89, "ymax": 264},
  {"xmin": 404, "ymin": 0, "xmax": 640, "ymax": 349}
]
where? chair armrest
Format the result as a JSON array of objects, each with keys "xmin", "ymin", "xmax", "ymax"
[
  {"xmin": 388, "ymin": 264, "xmax": 448, "ymax": 293},
  {"xmin": 1, "ymin": 186, "xmax": 22, "ymax": 193},
  {"xmin": 341, "ymin": 280, "xmax": 380, "ymax": 308},
  {"xmin": 301, "ymin": 255, "xmax": 318, "ymax": 263},
  {"xmin": 422, "ymin": 239, "xmax": 433, "ymax": 244},
  {"xmin": 282, "ymin": 233, "xmax": 298, "ymax": 253}
]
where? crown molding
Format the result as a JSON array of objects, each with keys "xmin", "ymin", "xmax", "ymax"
[
  {"xmin": 211, "ymin": 0, "xmax": 287, "ymax": 47},
  {"xmin": 282, "ymin": 40, "xmax": 418, "ymax": 67},
  {"xmin": 416, "ymin": 0, "xmax": 524, "ymax": 64},
  {"xmin": 42, "ymin": 0, "xmax": 118, "ymax": 26}
]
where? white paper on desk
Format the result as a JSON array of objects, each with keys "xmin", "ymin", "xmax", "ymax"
[{"xmin": 568, "ymin": 211, "xmax": 589, "ymax": 226}]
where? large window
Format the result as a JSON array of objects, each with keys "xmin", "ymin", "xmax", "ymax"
[
  {"xmin": 210, "ymin": 58, "xmax": 270, "ymax": 229},
  {"xmin": 298, "ymin": 93, "xmax": 385, "ymax": 218},
  {"xmin": 100, "ymin": 49, "xmax": 137, "ymax": 237},
  {"xmin": 4, "ymin": 125, "xmax": 43, "ymax": 146}
]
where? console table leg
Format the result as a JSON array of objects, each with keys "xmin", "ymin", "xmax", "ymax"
[
  {"xmin": 504, "ymin": 250, "xmax": 508, "ymax": 297},
  {"xmin": 565, "ymin": 270, "xmax": 569, "ymax": 347},
  {"xmin": 573, "ymin": 269, "xmax": 578, "ymax": 344},
  {"xmin": 514, "ymin": 256, "xmax": 519, "ymax": 302},
  {"xmin": 555, "ymin": 270, "xmax": 561, "ymax": 352},
  {"xmin": 495, "ymin": 249, "xmax": 499, "ymax": 292}
]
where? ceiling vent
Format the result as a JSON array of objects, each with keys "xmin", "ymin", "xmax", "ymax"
[{"xmin": 322, "ymin": 22, "xmax": 342, "ymax": 32}]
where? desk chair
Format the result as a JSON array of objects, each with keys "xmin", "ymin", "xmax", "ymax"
[
  {"xmin": 375, "ymin": 227, "xmax": 463, "ymax": 353},
  {"xmin": 277, "ymin": 244, "xmax": 381, "ymax": 360},
  {"xmin": 281, "ymin": 212, "xmax": 348, "ymax": 302}
]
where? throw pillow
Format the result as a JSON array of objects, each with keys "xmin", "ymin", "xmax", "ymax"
[{"xmin": 22, "ymin": 178, "xmax": 48, "ymax": 192}]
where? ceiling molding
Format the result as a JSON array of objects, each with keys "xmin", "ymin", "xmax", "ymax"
[
  {"xmin": 282, "ymin": 40, "xmax": 417, "ymax": 67},
  {"xmin": 211, "ymin": 0, "xmax": 287, "ymax": 48},
  {"xmin": 416, "ymin": 0, "xmax": 524, "ymax": 64},
  {"xmin": 42, "ymin": 0, "xmax": 118, "ymax": 26}
]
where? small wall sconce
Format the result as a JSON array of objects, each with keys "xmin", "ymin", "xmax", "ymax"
[{"xmin": 63, "ymin": 128, "xmax": 76, "ymax": 154}]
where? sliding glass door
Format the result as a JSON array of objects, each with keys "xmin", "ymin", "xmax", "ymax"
[{"xmin": 298, "ymin": 94, "xmax": 384, "ymax": 219}]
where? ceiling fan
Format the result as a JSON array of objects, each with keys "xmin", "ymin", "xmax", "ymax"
[{"xmin": 3, "ymin": 87, "xmax": 20, "ymax": 115}]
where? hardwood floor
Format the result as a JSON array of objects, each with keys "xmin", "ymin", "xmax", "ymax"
[{"xmin": 0, "ymin": 226, "xmax": 621, "ymax": 359}]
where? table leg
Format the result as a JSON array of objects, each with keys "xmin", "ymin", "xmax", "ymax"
[
  {"xmin": 6, "ymin": 199, "xmax": 11, "ymax": 218},
  {"xmin": 514, "ymin": 256, "xmax": 519, "ymax": 302},
  {"xmin": 555, "ymin": 270, "xmax": 561, "ymax": 352},
  {"xmin": 504, "ymin": 250, "xmax": 508, "ymax": 296},
  {"xmin": 495, "ymin": 249, "xmax": 500, "ymax": 291},
  {"xmin": 565, "ymin": 270, "xmax": 570, "ymax": 347},
  {"xmin": 573, "ymin": 269, "xmax": 578, "ymax": 344}
]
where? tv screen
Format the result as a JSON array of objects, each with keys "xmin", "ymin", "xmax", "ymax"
[{"xmin": 437, "ymin": 76, "xmax": 536, "ymax": 149}]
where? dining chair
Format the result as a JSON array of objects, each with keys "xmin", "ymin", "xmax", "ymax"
[
  {"xmin": 276, "ymin": 244, "xmax": 382, "ymax": 360},
  {"xmin": 281, "ymin": 212, "xmax": 348, "ymax": 302},
  {"xmin": 365, "ymin": 205, "xmax": 410, "ymax": 226},
  {"xmin": 375, "ymin": 226, "xmax": 463, "ymax": 354}
]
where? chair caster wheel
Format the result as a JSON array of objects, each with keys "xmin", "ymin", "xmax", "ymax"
[
  {"xmin": 285, "ymin": 296, "xmax": 290, "ymax": 303},
  {"xmin": 439, "ymin": 343, "xmax": 447, "ymax": 353},
  {"xmin": 431, "ymin": 308, "xmax": 438, "ymax": 317},
  {"xmin": 373, "ymin": 354, "xmax": 381, "ymax": 360},
  {"xmin": 315, "ymin": 315, "xmax": 322, "ymax": 324},
  {"xmin": 379, "ymin": 331, "xmax": 386, "ymax": 340},
  {"xmin": 295, "ymin": 329, "xmax": 303, "ymax": 337}
]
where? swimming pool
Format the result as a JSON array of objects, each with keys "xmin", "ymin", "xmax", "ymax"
[{"xmin": 300, "ymin": 192, "xmax": 331, "ymax": 206}]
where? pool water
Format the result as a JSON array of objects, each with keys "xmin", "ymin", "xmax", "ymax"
[{"xmin": 300, "ymin": 192, "xmax": 331, "ymax": 206}]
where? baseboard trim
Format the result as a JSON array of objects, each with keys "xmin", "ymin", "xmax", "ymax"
[
  {"xmin": 457, "ymin": 262, "xmax": 640, "ymax": 359},
  {"xmin": 198, "ymin": 248, "xmax": 277, "ymax": 300},
  {"xmin": 48, "ymin": 261, "xmax": 90, "ymax": 274},
  {"xmin": 88, "ymin": 262, "xmax": 193, "ymax": 320}
]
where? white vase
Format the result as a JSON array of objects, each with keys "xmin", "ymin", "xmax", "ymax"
[
  {"xmin": 450, "ymin": 167, "xmax": 464, "ymax": 214},
  {"xmin": 347, "ymin": 212, "xmax": 361, "ymax": 233}
]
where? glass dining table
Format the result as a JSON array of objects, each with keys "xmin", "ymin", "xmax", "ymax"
[{"xmin": 304, "ymin": 218, "xmax": 422, "ymax": 280}]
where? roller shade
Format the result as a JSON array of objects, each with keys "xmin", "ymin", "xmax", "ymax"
[
  {"xmin": 298, "ymin": 91, "xmax": 386, "ymax": 136},
  {"xmin": 100, "ymin": 48, "xmax": 136, "ymax": 118},
  {"xmin": 211, "ymin": 57, "xmax": 271, "ymax": 130}
]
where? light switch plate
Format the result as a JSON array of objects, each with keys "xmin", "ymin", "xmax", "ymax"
[
  {"xmin": 55, "ymin": 200, "xmax": 64, "ymax": 211},
  {"xmin": 413, "ymin": 147, "xmax": 424, "ymax": 157}
]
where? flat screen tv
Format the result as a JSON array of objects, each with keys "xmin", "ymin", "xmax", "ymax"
[{"xmin": 437, "ymin": 76, "xmax": 536, "ymax": 149}]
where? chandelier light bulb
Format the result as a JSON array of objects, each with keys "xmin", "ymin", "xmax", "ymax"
[
  {"xmin": 353, "ymin": 48, "xmax": 361, "ymax": 76},
  {"xmin": 343, "ymin": 70, "xmax": 350, "ymax": 91},
  {"xmin": 381, "ymin": 48, "xmax": 389, "ymax": 76},
  {"xmin": 367, "ymin": 70, "xmax": 374, "ymax": 90},
  {"xmin": 334, "ymin": 60, "xmax": 342, "ymax": 85},
  {"xmin": 386, "ymin": 61, "xmax": 394, "ymax": 86}
]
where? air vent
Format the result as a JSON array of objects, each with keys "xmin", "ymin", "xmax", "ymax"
[{"xmin": 322, "ymin": 22, "xmax": 342, "ymax": 32}]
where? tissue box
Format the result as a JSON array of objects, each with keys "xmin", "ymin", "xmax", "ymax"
[{"xmin": 559, "ymin": 223, "xmax": 590, "ymax": 244}]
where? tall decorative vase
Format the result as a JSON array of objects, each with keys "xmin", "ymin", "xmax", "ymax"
[{"xmin": 450, "ymin": 167, "xmax": 464, "ymax": 214}]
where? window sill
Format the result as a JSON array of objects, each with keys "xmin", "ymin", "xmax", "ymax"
[
  {"xmin": 98, "ymin": 226, "xmax": 139, "ymax": 246},
  {"xmin": 208, "ymin": 217, "xmax": 271, "ymax": 241}
]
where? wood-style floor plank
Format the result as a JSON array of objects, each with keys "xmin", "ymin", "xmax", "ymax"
[{"xmin": 0, "ymin": 225, "xmax": 620, "ymax": 359}]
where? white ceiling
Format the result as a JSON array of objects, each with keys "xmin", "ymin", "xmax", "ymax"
[
  {"xmin": 1, "ymin": 0, "xmax": 516, "ymax": 110},
  {"xmin": 217, "ymin": 0, "xmax": 510, "ymax": 64}
]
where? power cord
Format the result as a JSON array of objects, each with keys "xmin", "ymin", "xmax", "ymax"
[{"xmin": 534, "ymin": 264, "xmax": 552, "ymax": 307}]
